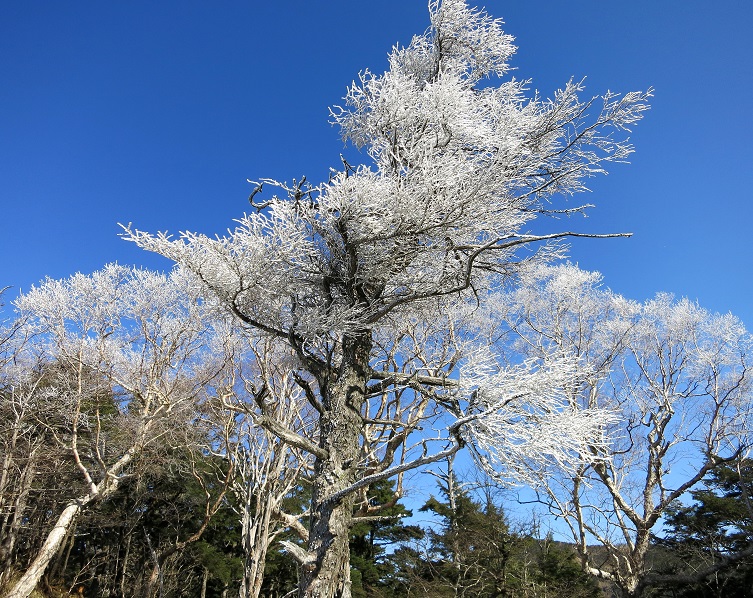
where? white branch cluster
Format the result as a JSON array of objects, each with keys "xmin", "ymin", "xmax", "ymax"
[
  {"xmin": 122, "ymin": 0, "xmax": 650, "ymax": 342},
  {"xmin": 115, "ymin": 2, "xmax": 651, "ymax": 496},
  {"xmin": 458, "ymin": 350, "xmax": 615, "ymax": 484},
  {"xmin": 14, "ymin": 264, "xmax": 226, "ymax": 415},
  {"xmin": 491, "ymin": 263, "xmax": 753, "ymax": 565}
]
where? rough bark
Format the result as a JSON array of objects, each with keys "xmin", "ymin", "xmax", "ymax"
[{"xmin": 298, "ymin": 333, "xmax": 371, "ymax": 598}]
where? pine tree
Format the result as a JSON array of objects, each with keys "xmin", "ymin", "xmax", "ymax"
[
  {"xmin": 654, "ymin": 459, "xmax": 753, "ymax": 597},
  {"xmin": 415, "ymin": 480, "xmax": 601, "ymax": 597},
  {"xmin": 349, "ymin": 479, "xmax": 423, "ymax": 597}
]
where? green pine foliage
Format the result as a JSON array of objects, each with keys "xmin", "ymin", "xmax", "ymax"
[
  {"xmin": 349, "ymin": 479, "xmax": 423, "ymax": 597},
  {"xmin": 61, "ymin": 450, "xmax": 242, "ymax": 597},
  {"xmin": 393, "ymin": 481, "xmax": 602, "ymax": 598},
  {"xmin": 653, "ymin": 459, "xmax": 753, "ymax": 597}
]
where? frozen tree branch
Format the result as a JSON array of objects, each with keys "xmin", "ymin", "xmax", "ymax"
[{"xmin": 115, "ymin": 1, "xmax": 652, "ymax": 595}]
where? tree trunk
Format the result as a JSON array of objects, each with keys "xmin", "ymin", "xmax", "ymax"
[
  {"xmin": 239, "ymin": 493, "xmax": 274, "ymax": 598},
  {"xmin": 298, "ymin": 333, "xmax": 371, "ymax": 598},
  {"xmin": 0, "ymin": 447, "xmax": 38, "ymax": 585},
  {"xmin": 5, "ymin": 443, "xmax": 137, "ymax": 598},
  {"xmin": 120, "ymin": 531, "xmax": 132, "ymax": 598},
  {"xmin": 200, "ymin": 567, "xmax": 209, "ymax": 598},
  {"xmin": 49, "ymin": 519, "xmax": 76, "ymax": 583},
  {"xmin": 613, "ymin": 526, "xmax": 651, "ymax": 598},
  {"xmin": 4, "ymin": 498, "xmax": 88, "ymax": 598},
  {"xmin": 144, "ymin": 529, "xmax": 163, "ymax": 598}
]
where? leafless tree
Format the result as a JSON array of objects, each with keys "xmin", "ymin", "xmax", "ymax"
[
  {"xmin": 495, "ymin": 264, "xmax": 753, "ymax": 597},
  {"xmin": 4, "ymin": 265, "xmax": 233, "ymax": 598},
  {"xmin": 123, "ymin": 0, "xmax": 650, "ymax": 594},
  {"xmin": 208, "ymin": 333, "xmax": 314, "ymax": 598},
  {"xmin": 0, "ymin": 290, "xmax": 38, "ymax": 589}
]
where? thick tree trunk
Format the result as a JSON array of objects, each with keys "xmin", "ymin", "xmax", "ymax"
[{"xmin": 298, "ymin": 333, "xmax": 371, "ymax": 598}]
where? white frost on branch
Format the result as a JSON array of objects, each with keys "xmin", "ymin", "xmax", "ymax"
[
  {"xmin": 14, "ymin": 264, "xmax": 224, "ymax": 411},
  {"xmin": 122, "ymin": 0, "xmax": 650, "ymax": 342},
  {"xmin": 458, "ymin": 349, "xmax": 615, "ymax": 483},
  {"xmin": 113, "ymin": 4, "xmax": 655, "ymax": 588},
  {"xmin": 8, "ymin": 3, "xmax": 659, "ymax": 595}
]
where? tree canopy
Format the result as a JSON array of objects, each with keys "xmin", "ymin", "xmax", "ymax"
[{"xmin": 121, "ymin": 3, "xmax": 650, "ymax": 591}]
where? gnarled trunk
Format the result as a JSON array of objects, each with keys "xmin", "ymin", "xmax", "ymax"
[{"xmin": 298, "ymin": 333, "xmax": 370, "ymax": 598}]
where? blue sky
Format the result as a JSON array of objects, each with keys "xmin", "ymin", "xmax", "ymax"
[{"xmin": 2, "ymin": 1, "xmax": 753, "ymax": 328}]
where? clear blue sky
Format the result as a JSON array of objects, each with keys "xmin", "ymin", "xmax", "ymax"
[{"xmin": 2, "ymin": 1, "xmax": 752, "ymax": 327}]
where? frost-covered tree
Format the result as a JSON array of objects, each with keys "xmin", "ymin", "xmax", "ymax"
[
  {"xmin": 494, "ymin": 264, "xmax": 753, "ymax": 598},
  {"xmin": 0, "ymin": 290, "xmax": 33, "ymax": 589},
  {"xmin": 124, "ymin": 1, "xmax": 650, "ymax": 595},
  {"xmin": 4, "ymin": 265, "xmax": 233, "ymax": 598},
  {"xmin": 211, "ymin": 335, "xmax": 314, "ymax": 598}
]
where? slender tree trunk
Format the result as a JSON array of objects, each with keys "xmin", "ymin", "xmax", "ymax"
[
  {"xmin": 0, "ymin": 448, "xmax": 38, "ymax": 585},
  {"xmin": 49, "ymin": 519, "xmax": 76, "ymax": 583},
  {"xmin": 200, "ymin": 567, "xmax": 209, "ymax": 598},
  {"xmin": 3, "ymin": 498, "xmax": 89, "ymax": 598},
  {"xmin": 239, "ymin": 494, "xmax": 274, "ymax": 598},
  {"xmin": 5, "ymin": 443, "xmax": 137, "ymax": 598},
  {"xmin": 144, "ymin": 529, "xmax": 163, "ymax": 598},
  {"xmin": 298, "ymin": 333, "xmax": 371, "ymax": 598},
  {"xmin": 0, "ymin": 421, "xmax": 21, "ymax": 522},
  {"xmin": 120, "ymin": 531, "xmax": 132, "ymax": 598}
]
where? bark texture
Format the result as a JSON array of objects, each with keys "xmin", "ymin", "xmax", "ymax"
[{"xmin": 298, "ymin": 333, "xmax": 371, "ymax": 598}]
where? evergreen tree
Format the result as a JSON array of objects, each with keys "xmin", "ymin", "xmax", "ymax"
[
  {"xmin": 419, "ymin": 487, "xmax": 516, "ymax": 597},
  {"xmin": 56, "ymin": 448, "xmax": 241, "ymax": 597},
  {"xmin": 654, "ymin": 459, "xmax": 753, "ymax": 597},
  {"xmin": 349, "ymin": 479, "xmax": 423, "ymax": 597},
  {"xmin": 414, "ymin": 478, "xmax": 601, "ymax": 598},
  {"xmin": 533, "ymin": 535, "xmax": 603, "ymax": 598}
]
